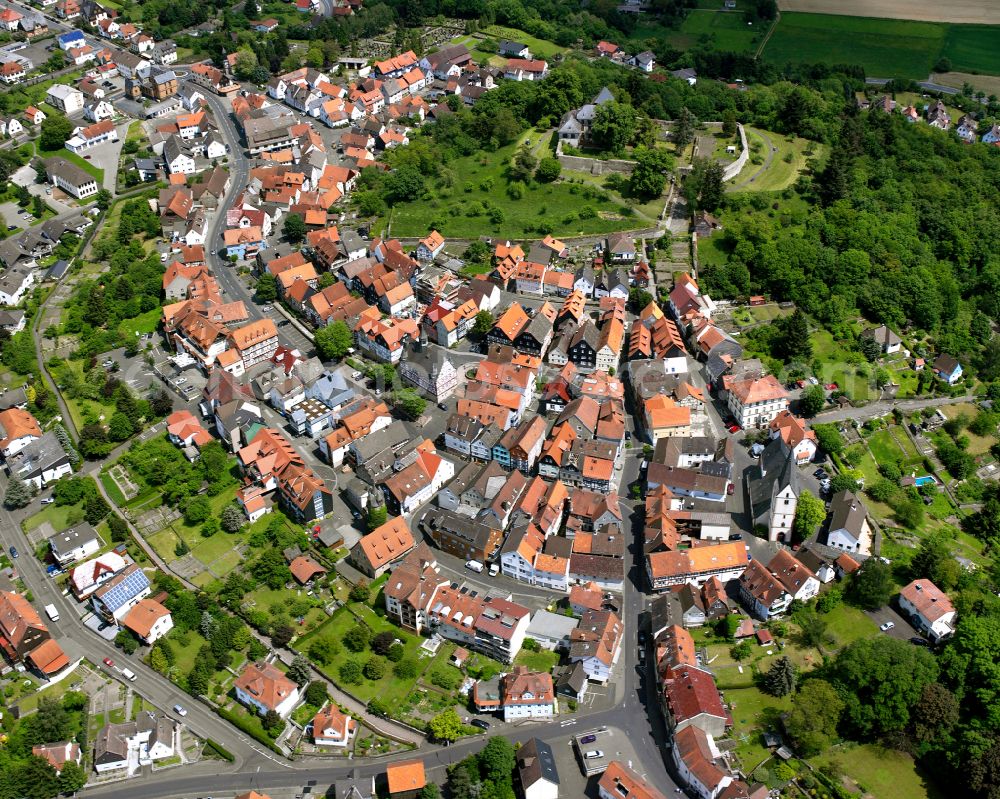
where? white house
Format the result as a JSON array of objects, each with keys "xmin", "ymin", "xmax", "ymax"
[
  {"xmin": 312, "ymin": 704, "xmax": 356, "ymax": 747},
  {"xmin": 48, "ymin": 525, "xmax": 100, "ymax": 566},
  {"xmin": 93, "ymin": 714, "xmax": 176, "ymax": 775},
  {"xmin": 234, "ymin": 661, "xmax": 300, "ymax": 718},
  {"xmin": 500, "ymin": 667, "xmax": 555, "ymax": 721},
  {"xmin": 726, "ymin": 374, "xmax": 788, "ymax": 429},
  {"xmin": 122, "ymin": 599, "xmax": 174, "ymax": 645},
  {"xmin": 517, "ymin": 738, "xmax": 560, "ymax": 799},
  {"xmin": 84, "ymin": 100, "xmax": 114, "ymax": 122},
  {"xmin": 825, "ymin": 490, "xmax": 872, "ymax": 555},
  {"xmin": 568, "ymin": 609, "xmax": 622, "ymax": 683},
  {"xmin": 45, "ymin": 84, "xmax": 85, "ymax": 114},
  {"xmin": 0, "ymin": 269, "xmax": 34, "ymax": 306},
  {"xmin": 898, "ymin": 579, "xmax": 956, "ymax": 642}
]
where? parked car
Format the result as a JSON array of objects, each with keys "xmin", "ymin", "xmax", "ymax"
[
  {"xmin": 584, "ymin": 750, "xmax": 604, "ymax": 759},
  {"xmin": 879, "ymin": 621, "xmax": 895, "ymax": 632},
  {"xmin": 727, "ymin": 423, "xmax": 740, "ymax": 433},
  {"xmin": 580, "ymin": 734, "xmax": 597, "ymax": 744},
  {"xmin": 727, "ymin": 484, "xmax": 735, "ymax": 495},
  {"xmin": 813, "ymin": 469, "xmax": 827, "ymax": 478},
  {"xmin": 910, "ymin": 637, "xmax": 928, "ymax": 646},
  {"xmin": 825, "ymin": 383, "xmax": 838, "ymax": 390},
  {"xmin": 470, "ymin": 719, "xmax": 490, "ymax": 730},
  {"xmin": 103, "ymin": 657, "xmax": 115, "ymax": 667},
  {"xmin": 40, "ymin": 497, "xmax": 54, "ymax": 505}
]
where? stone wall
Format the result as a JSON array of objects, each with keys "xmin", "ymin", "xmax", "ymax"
[{"xmin": 723, "ymin": 123, "xmax": 750, "ymax": 182}]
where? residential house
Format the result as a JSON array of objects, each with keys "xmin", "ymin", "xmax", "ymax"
[
  {"xmin": 738, "ymin": 550, "xmax": 819, "ymax": 620},
  {"xmin": 234, "ymin": 661, "xmax": 300, "ymax": 718},
  {"xmin": 45, "ymin": 84, "xmax": 85, "ymax": 113},
  {"xmin": 824, "ymin": 489, "xmax": 873, "ymax": 554},
  {"xmin": 47, "ymin": 525, "xmax": 99, "ymax": 566},
  {"xmin": 568, "ymin": 609, "xmax": 622, "ymax": 683},
  {"xmin": 516, "ymin": 738, "xmax": 559, "ymax": 799},
  {"xmin": 90, "ymin": 563, "xmax": 151, "ymax": 623},
  {"xmin": 7, "ymin": 431, "xmax": 74, "ymax": 489},
  {"xmin": 726, "ymin": 374, "xmax": 788, "ymax": 429},
  {"xmin": 312, "ymin": 704, "xmax": 357, "ymax": 747},
  {"xmin": 0, "ymin": 407, "xmax": 42, "ymax": 457},
  {"xmin": 350, "ymin": 517, "xmax": 416, "ymax": 578},
  {"xmin": 121, "ymin": 599, "xmax": 173, "ymax": 644},
  {"xmin": 499, "ymin": 666, "xmax": 555, "ymax": 721},
  {"xmin": 860, "ymin": 324, "xmax": 902, "ymax": 355},
  {"xmin": 386, "ymin": 759, "xmax": 426, "ymax": 799},
  {"xmin": 898, "ymin": 579, "xmax": 956, "ymax": 642},
  {"xmin": 93, "ymin": 714, "xmax": 177, "ymax": 774},
  {"xmin": 599, "ymin": 762, "xmax": 670, "ymax": 799},
  {"xmin": 44, "ymin": 157, "xmax": 99, "ymax": 199},
  {"xmin": 933, "ymin": 354, "xmax": 963, "ymax": 384},
  {"xmin": 646, "ymin": 541, "xmax": 747, "ymax": 592},
  {"xmin": 767, "ymin": 410, "xmax": 816, "ymax": 464}
]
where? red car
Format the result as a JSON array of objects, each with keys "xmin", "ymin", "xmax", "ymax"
[
  {"xmin": 727, "ymin": 423, "xmax": 741, "ymax": 433},
  {"xmin": 825, "ymin": 383, "xmax": 838, "ymax": 390},
  {"xmin": 727, "ymin": 484, "xmax": 735, "ymax": 495},
  {"xmin": 103, "ymin": 657, "xmax": 114, "ymax": 668}
]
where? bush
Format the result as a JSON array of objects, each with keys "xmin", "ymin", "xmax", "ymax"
[
  {"xmin": 339, "ymin": 660, "xmax": 363, "ymax": 684},
  {"xmin": 394, "ymin": 659, "xmax": 417, "ymax": 679},
  {"xmin": 363, "ymin": 656, "xmax": 387, "ymax": 680},
  {"xmin": 430, "ymin": 669, "xmax": 459, "ymax": 691},
  {"xmin": 387, "ymin": 642, "xmax": 405, "ymax": 662},
  {"xmin": 343, "ymin": 625, "xmax": 370, "ymax": 653}
]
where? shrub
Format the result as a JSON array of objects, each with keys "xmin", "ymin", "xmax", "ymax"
[
  {"xmin": 339, "ymin": 660, "xmax": 363, "ymax": 684},
  {"xmin": 343, "ymin": 625, "xmax": 370, "ymax": 653}
]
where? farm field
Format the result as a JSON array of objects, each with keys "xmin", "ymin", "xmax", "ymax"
[
  {"xmin": 776, "ymin": 0, "xmax": 1000, "ymax": 25},
  {"xmin": 763, "ymin": 13, "xmax": 945, "ymax": 79},
  {"xmin": 942, "ymin": 25, "xmax": 1000, "ymax": 75},
  {"xmin": 665, "ymin": 10, "xmax": 762, "ymax": 53}
]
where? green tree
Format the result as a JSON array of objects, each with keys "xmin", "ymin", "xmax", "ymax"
[
  {"xmin": 730, "ymin": 639, "xmax": 752, "ymax": 661},
  {"xmin": 232, "ymin": 47, "xmax": 259, "ymax": 80},
  {"xmin": 39, "ymin": 113, "xmax": 73, "ymax": 151},
  {"xmin": 304, "ymin": 680, "xmax": 328, "ymax": 707},
  {"xmin": 428, "ymin": 708, "xmax": 464, "ymax": 743},
  {"xmin": 115, "ymin": 629, "xmax": 139, "ymax": 654},
  {"xmin": 255, "ymin": 273, "xmax": 278, "ymax": 303},
  {"xmin": 251, "ymin": 548, "xmax": 292, "ymax": 590},
  {"xmin": 363, "ymin": 655, "xmax": 386, "ymax": 680},
  {"xmin": 479, "ymin": 736, "xmax": 516, "ymax": 784},
  {"xmin": 149, "ymin": 645, "xmax": 169, "ymax": 674},
  {"xmin": 271, "ymin": 623, "xmax": 294, "ymax": 648},
  {"xmin": 672, "ymin": 106, "xmax": 696, "ymax": 152},
  {"xmin": 627, "ymin": 146, "xmax": 674, "ymax": 200},
  {"xmin": 287, "ymin": 653, "xmax": 312, "ymax": 687},
  {"xmin": 309, "ymin": 637, "xmax": 335, "ymax": 665},
  {"xmin": 793, "ymin": 490, "xmax": 825, "ymax": 540},
  {"xmin": 58, "ymin": 760, "xmax": 88, "ymax": 794},
  {"xmin": 283, "ymin": 213, "xmax": 306, "ymax": 243},
  {"xmin": 95, "ymin": 189, "xmax": 113, "ymax": 211},
  {"xmin": 394, "ymin": 658, "xmax": 417, "ymax": 679},
  {"xmin": 368, "ymin": 697, "xmax": 390, "ymax": 717},
  {"xmin": 762, "ymin": 656, "xmax": 795, "ymax": 697},
  {"xmin": 4, "ymin": 473, "xmax": 32, "ymax": 508},
  {"xmin": 799, "ymin": 384, "xmax": 827, "ymax": 417},
  {"xmin": 371, "ymin": 631, "xmax": 395, "ymax": 655},
  {"xmin": 387, "ymin": 642, "xmax": 405, "ymax": 662},
  {"xmin": 350, "ymin": 579, "xmax": 372, "ymax": 601},
  {"xmin": 846, "ymin": 557, "xmax": 893, "ymax": 610},
  {"xmin": 910, "ymin": 535, "xmax": 961, "ymax": 589},
  {"xmin": 343, "ymin": 625, "xmax": 370, "ymax": 653},
  {"xmin": 859, "ymin": 336, "xmax": 881, "ymax": 362},
  {"xmin": 535, "ymin": 157, "xmax": 561, "ymax": 182},
  {"xmin": 827, "ymin": 636, "xmax": 938, "ymax": 738},
  {"xmin": 17, "ymin": 756, "xmax": 60, "ymax": 799},
  {"xmin": 684, "ymin": 156, "xmax": 725, "ymax": 212},
  {"xmin": 830, "ymin": 474, "xmax": 860, "ymax": 494},
  {"xmin": 509, "ymin": 142, "xmax": 537, "ymax": 182},
  {"xmin": 392, "ymin": 388, "xmax": 426, "ymax": 421},
  {"xmin": 221, "ymin": 504, "xmax": 244, "ymax": 533},
  {"xmin": 794, "ymin": 606, "xmax": 832, "ymax": 649},
  {"xmin": 339, "ymin": 659, "xmax": 363, "ymax": 684},
  {"xmin": 183, "ymin": 495, "xmax": 211, "ymax": 526},
  {"xmin": 472, "ymin": 311, "xmax": 493, "ymax": 338},
  {"xmin": 264, "ymin": 709, "xmax": 284, "ymax": 736},
  {"xmin": 418, "ymin": 785, "xmax": 441, "ymax": 799},
  {"xmin": 784, "ymin": 679, "xmax": 843, "ymax": 756},
  {"xmin": 362, "ymin": 502, "xmax": 387, "ymax": 531},
  {"xmin": 315, "ymin": 320, "xmax": 353, "ymax": 360},
  {"xmin": 591, "ymin": 102, "xmax": 638, "ymax": 155},
  {"xmin": 911, "ymin": 682, "xmax": 959, "ymax": 745}
]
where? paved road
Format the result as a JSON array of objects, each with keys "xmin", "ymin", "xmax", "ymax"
[
  {"xmin": 814, "ymin": 393, "xmax": 975, "ymax": 424},
  {"xmin": 0, "ymin": 481, "xmax": 270, "ymax": 769}
]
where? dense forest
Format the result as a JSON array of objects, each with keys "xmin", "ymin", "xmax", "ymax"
[{"xmin": 700, "ymin": 108, "xmax": 1000, "ymax": 383}]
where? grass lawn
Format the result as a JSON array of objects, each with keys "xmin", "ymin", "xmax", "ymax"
[
  {"xmin": 477, "ymin": 25, "xmax": 570, "ymax": 60},
  {"xmin": 189, "ymin": 531, "xmax": 242, "ymax": 565},
  {"xmin": 37, "ymin": 144, "xmax": 105, "ymax": 183},
  {"xmin": 23, "ymin": 501, "xmax": 85, "ymax": 533},
  {"xmin": 820, "ymin": 602, "xmax": 878, "ymax": 651},
  {"xmin": 814, "ymin": 743, "xmax": 944, "ymax": 799},
  {"xmin": 867, "ymin": 429, "xmax": 920, "ymax": 467},
  {"xmin": 118, "ymin": 307, "xmax": 162, "ymax": 338},
  {"xmin": 941, "ymin": 402, "xmax": 996, "ymax": 455},
  {"xmin": 763, "ymin": 13, "xmax": 946, "ymax": 79},
  {"xmin": 147, "ymin": 527, "xmax": 182, "ymax": 562},
  {"xmin": 382, "ymin": 136, "xmax": 639, "ymax": 239},
  {"xmin": 514, "ymin": 647, "xmax": 561, "ymax": 673},
  {"xmin": 811, "ymin": 329, "xmax": 873, "ymax": 401},
  {"xmin": 731, "ymin": 129, "xmax": 822, "ymax": 192},
  {"xmin": 57, "ymin": 360, "xmax": 117, "ymax": 430},
  {"xmin": 667, "ymin": 9, "xmax": 761, "ymax": 53},
  {"xmin": 299, "ymin": 607, "xmax": 429, "ymax": 707},
  {"xmin": 100, "ymin": 470, "xmax": 128, "ymax": 507},
  {"xmin": 942, "ymin": 25, "xmax": 1000, "ymax": 76},
  {"xmin": 726, "ymin": 685, "xmax": 791, "ymax": 770}
]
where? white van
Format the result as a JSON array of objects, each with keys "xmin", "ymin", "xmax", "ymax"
[
  {"xmin": 466, "ymin": 560, "xmax": 484, "ymax": 573},
  {"xmin": 44, "ymin": 604, "xmax": 59, "ymax": 622},
  {"xmin": 121, "ymin": 668, "xmax": 137, "ymax": 682},
  {"xmin": 488, "ymin": 563, "xmax": 499, "ymax": 577}
]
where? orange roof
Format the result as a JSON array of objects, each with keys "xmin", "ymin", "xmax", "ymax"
[
  {"xmin": 229, "ymin": 318, "xmax": 278, "ymax": 352},
  {"xmin": 644, "ymin": 395, "xmax": 691, "ymax": 429},
  {"xmin": 234, "ymin": 661, "xmax": 297, "ymax": 713},
  {"xmin": 729, "ymin": 374, "xmax": 787, "ymax": 405},
  {"xmin": 122, "ymin": 599, "xmax": 171, "ymax": 639},
  {"xmin": 492, "ymin": 303, "xmax": 529, "ymax": 340},
  {"xmin": 0, "ymin": 408, "xmax": 42, "ymax": 448},
  {"xmin": 289, "ymin": 555, "xmax": 327, "ymax": 584},
  {"xmin": 419, "ymin": 230, "xmax": 444, "ymax": 252},
  {"xmin": 386, "ymin": 759, "xmax": 426, "ymax": 794},
  {"xmin": 357, "ymin": 518, "xmax": 415, "ymax": 571},
  {"xmin": 27, "ymin": 639, "xmax": 69, "ymax": 675},
  {"xmin": 224, "ymin": 226, "xmax": 263, "ymax": 245},
  {"xmin": 582, "ymin": 456, "xmax": 614, "ymax": 481}
]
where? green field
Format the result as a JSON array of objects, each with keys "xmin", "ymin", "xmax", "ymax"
[
  {"xmin": 477, "ymin": 25, "xmax": 570, "ymax": 60},
  {"xmin": 764, "ymin": 13, "xmax": 1000, "ymax": 78},
  {"xmin": 23, "ymin": 501, "xmax": 85, "ymax": 533},
  {"xmin": 763, "ymin": 13, "xmax": 946, "ymax": 79},
  {"xmin": 731, "ymin": 129, "xmax": 822, "ymax": 193},
  {"xmin": 815, "ymin": 743, "xmax": 943, "ymax": 799},
  {"xmin": 667, "ymin": 9, "xmax": 762, "ymax": 53},
  {"xmin": 943, "ymin": 25, "xmax": 1000, "ymax": 75},
  {"xmin": 383, "ymin": 136, "xmax": 639, "ymax": 239}
]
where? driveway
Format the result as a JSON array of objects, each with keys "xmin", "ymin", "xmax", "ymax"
[
  {"xmin": 85, "ymin": 127, "xmax": 129, "ymax": 192},
  {"xmin": 865, "ymin": 605, "xmax": 915, "ymax": 641}
]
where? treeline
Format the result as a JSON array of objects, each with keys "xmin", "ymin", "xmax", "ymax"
[{"xmin": 700, "ymin": 107, "xmax": 1000, "ymax": 383}]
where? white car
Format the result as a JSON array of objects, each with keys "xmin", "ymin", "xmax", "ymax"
[{"xmin": 879, "ymin": 621, "xmax": 895, "ymax": 632}]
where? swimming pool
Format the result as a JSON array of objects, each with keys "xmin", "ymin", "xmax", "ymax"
[{"xmin": 913, "ymin": 475, "xmax": 936, "ymax": 487}]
